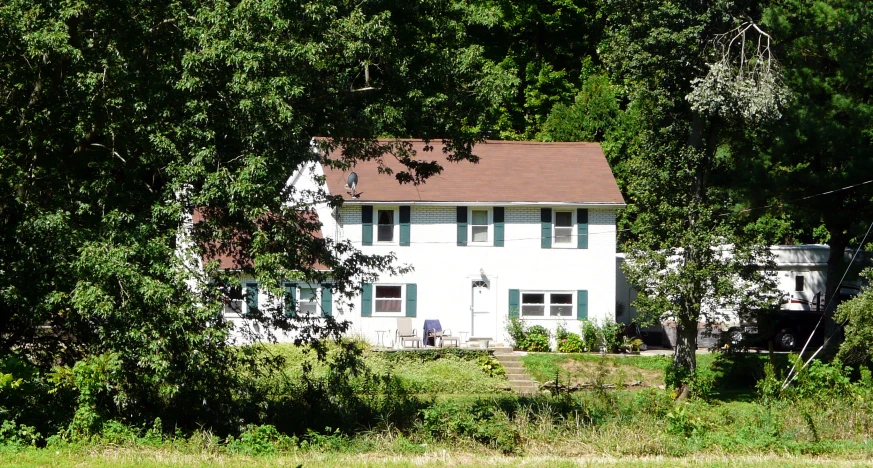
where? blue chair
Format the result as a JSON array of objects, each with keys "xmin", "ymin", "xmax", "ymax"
[{"xmin": 423, "ymin": 319, "xmax": 459, "ymax": 348}]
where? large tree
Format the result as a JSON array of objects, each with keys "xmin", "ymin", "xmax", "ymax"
[
  {"xmin": 602, "ymin": 0, "xmax": 782, "ymax": 381},
  {"xmin": 0, "ymin": 0, "xmax": 507, "ymax": 430},
  {"xmin": 761, "ymin": 0, "xmax": 873, "ymax": 323}
]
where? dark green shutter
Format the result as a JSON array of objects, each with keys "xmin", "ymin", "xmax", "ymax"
[
  {"xmin": 399, "ymin": 206, "xmax": 411, "ymax": 246},
  {"xmin": 361, "ymin": 283, "xmax": 372, "ymax": 317},
  {"xmin": 577, "ymin": 290, "xmax": 588, "ymax": 320},
  {"xmin": 456, "ymin": 206, "xmax": 468, "ymax": 246},
  {"xmin": 405, "ymin": 283, "xmax": 417, "ymax": 317},
  {"xmin": 508, "ymin": 289, "xmax": 520, "ymax": 318},
  {"xmin": 541, "ymin": 208, "xmax": 552, "ymax": 249},
  {"xmin": 494, "ymin": 207, "xmax": 504, "ymax": 247},
  {"xmin": 321, "ymin": 283, "xmax": 332, "ymax": 317},
  {"xmin": 577, "ymin": 209, "xmax": 589, "ymax": 249},
  {"xmin": 362, "ymin": 206, "xmax": 373, "ymax": 246},
  {"xmin": 245, "ymin": 282, "xmax": 258, "ymax": 317},
  {"xmin": 284, "ymin": 282, "xmax": 297, "ymax": 318}
]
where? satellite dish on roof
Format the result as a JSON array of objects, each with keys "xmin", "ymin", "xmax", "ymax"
[{"xmin": 345, "ymin": 172, "xmax": 360, "ymax": 198}]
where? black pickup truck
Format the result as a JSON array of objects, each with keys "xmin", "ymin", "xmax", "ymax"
[
  {"xmin": 730, "ymin": 286, "xmax": 860, "ymax": 351},
  {"xmin": 729, "ymin": 309, "xmax": 829, "ymax": 351}
]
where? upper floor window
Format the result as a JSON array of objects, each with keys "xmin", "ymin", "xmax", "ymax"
[
  {"xmin": 795, "ymin": 276, "xmax": 804, "ymax": 292},
  {"xmin": 377, "ymin": 208, "xmax": 396, "ymax": 242},
  {"xmin": 554, "ymin": 211, "xmax": 573, "ymax": 246},
  {"xmin": 470, "ymin": 208, "xmax": 490, "ymax": 243}
]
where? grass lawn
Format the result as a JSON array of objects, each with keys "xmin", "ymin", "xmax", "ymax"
[
  {"xmin": 520, "ymin": 352, "xmax": 790, "ymax": 399},
  {"xmin": 4, "ymin": 449, "xmax": 873, "ymax": 468},
  {"xmin": 7, "ymin": 346, "xmax": 871, "ymax": 464},
  {"xmin": 520, "ymin": 353, "xmax": 672, "ymax": 388},
  {"xmin": 259, "ymin": 344, "xmax": 510, "ymax": 395}
]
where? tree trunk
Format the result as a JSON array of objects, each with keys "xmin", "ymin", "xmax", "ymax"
[{"xmin": 673, "ymin": 316, "xmax": 698, "ymax": 376}]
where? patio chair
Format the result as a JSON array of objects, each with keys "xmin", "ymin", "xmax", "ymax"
[
  {"xmin": 395, "ymin": 317, "xmax": 420, "ymax": 348},
  {"xmin": 424, "ymin": 320, "xmax": 459, "ymax": 348}
]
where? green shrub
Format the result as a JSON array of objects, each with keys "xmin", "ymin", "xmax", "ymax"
[
  {"xmin": 631, "ymin": 388, "xmax": 673, "ymax": 418},
  {"xmin": 666, "ymin": 404, "xmax": 703, "ymax": 437},
  {"xmin": 477, "ymin": 355, "xmax": 505, "ymax": 377},
  {"xmin": 0, "ymin": 419, "xmax": 40, "ymax": 448},
  {"xmin": 420, "ymin": 399, "xmax": 520, "ymax": 454},
  {"xmin": 526, "ymin": 326, "xmax": 551, "ymax": 352},
  {"xmin": 226, "ymin": 424, "xmax": 297, "ymax": 455},
  {"xmin": 506, "ymin": 318, "xmax": 528, "ymax": 350},
  {"xmin": 581, "ymin": 320, "xmax": 598, "ymax": 351},
  {"xmin": 378, "ymin": 348, "xmax": 493, "ymax": 364},
  {"xmin": 600, "ymin": 321, "xmax": 623, "ymax": 353},
  {"xmin": 505, "ymin": 319, "xmax": 551, "ymax": 352},
  {"xmin": 557, "ymin": 332, "xmax": 585, "ymax": 353}
]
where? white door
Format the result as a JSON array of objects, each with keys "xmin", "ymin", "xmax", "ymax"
[{"xmin": 471, "ymin": 280, "xmax": 494, "ymax": 337}]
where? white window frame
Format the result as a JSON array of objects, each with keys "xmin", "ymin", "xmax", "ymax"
[
  {"xmin": 374, "ymin": 284, "xmax": 405, "ymax": 316},
  {"xmin": 520, "ymin": 290, "xmax": 575, "ymax": 318},
  {"xmin": 295, "ymin": 283, "xmax": 322, "ymax": 317},
  {"xmin": 375, "ymin": 206, "xmax": 399, "ymax": 244},
  {"xmin": 553, "ymin": 210, "xmax": 575, "ymax": 248},
  {"xmin": 468, "ymin": 207, "xmax": 492, "ymax": 245}
]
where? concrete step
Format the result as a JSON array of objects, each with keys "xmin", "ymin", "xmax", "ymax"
[
  {"xmin": 511, "ymin": 387, "xmax": 540, "ymax": 394},
  {"xmin": 507, "ymin": 376, "xmax": 535, "ymax": 383},
  {"xmin": 494, "ymin": 355, "xmax": 521, "ymax": 362},
  {"xmin": 500, "ymin": 362, "xmax": 524, "ymax": 369}
]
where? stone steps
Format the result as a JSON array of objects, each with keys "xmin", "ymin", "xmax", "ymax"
[{"xmin": 493, "ymin": 352, "xmax": 540, "ymax": 395}]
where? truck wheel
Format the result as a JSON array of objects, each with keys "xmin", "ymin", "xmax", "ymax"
[{"xmin": 775, "ymin": 328, "xmax": 798, "ymax": 351}]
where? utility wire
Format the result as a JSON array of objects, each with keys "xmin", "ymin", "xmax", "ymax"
[
  {"xmin": 781, "ymin": 219, "xmax": 873, "ymax": 391},
  {"xmin": 336, "ymin": 178, "xmax": 873, "ymax": 246},
  {"xmin": 724, "ymin": 178, "xmax": 873, "ymax": 217}
]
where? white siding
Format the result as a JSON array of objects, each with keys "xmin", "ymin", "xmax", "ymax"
[{"xmin": 336, "ymin": 205, "xmax": 618, "ymax": 345}]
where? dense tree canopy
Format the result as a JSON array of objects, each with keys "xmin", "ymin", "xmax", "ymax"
[
  {"xmin": 2, "ymin": 0, "xmax": 873, "ymax": 433},
  {"xmin": 0, "ymin": 0, "xmax": 509, "ymax": 431},
  {"xmin": 760, "ymin": 0, "xmax": 873, "ymax": 317}
]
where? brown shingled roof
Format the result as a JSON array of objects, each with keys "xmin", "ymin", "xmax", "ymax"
[
  {"xmin": 321, "ymin": 140, "xmax": 625, "ymax": 204},
  {"xmin": 193, "ymin": 209, "xmax": 329, "ymax": 271}
]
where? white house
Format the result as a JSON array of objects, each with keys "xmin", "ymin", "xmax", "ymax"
[{"xmin": 228, "ymin": 140, "xmax": 626, "ymax": 346}]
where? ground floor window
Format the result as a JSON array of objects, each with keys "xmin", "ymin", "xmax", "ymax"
[
  {"xmin": 521, "ymin": 291, "xmax": 574, "ymax": 317},
  {"xmin": 298, "ymin": 284, "xmax": 319, "ymax": 315},
  {"xmin": 375, "ymin": 285, "xmax": 404, "ymax": 313}
]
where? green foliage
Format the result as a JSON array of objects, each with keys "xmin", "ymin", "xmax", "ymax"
[
  {"xmin": 0, "ymin": 420, "xmax": 40, "ymax": 448},
  {"xmin": 600, "ymin": 321, "xmax": 623, "ymax": 353},
  {"xmin": 604, "ymin": 0, "xmax": 783, "ymax": 377},
  {"xmin": 555, "ymin": 327, "xmax": 585, "ymax": 353},
  {"xmin": 504, "ymin": 318, "xmax": 550, "ymax": 352},
  {"xmin": 540, "ymin": 74, "xmax": 623, "ymax": 142},
  {"xmin": 525, "ymin": 326, "xmax": 551, "ymax": 352},
  {"xmin": 836, "ymin": 268, "xmax": 873, "ymax": 364},
  {"xmin": 787, "ymin": 359, "xmax": 854, "ymax": 402},
  {"xmin": 758, "ymin": 0, "xmax": 873, "ymax": 285},
  {"xmin": 50, "ymin": 353, "xmax": 123, "ymax": 438},
  {"xmin": 581, "ymin": 320, "xmax": 599, "ymax": 352},
  {"xmin": 377, "ymin": 349, "xmax": 494, "ymax": 364},
  {"xmin": 226, "ymin": 425, "xmax": 297, "ymax": 455},
  {"xmin": 420, "ymin": 399, "xmax": 520, "ymax": 454},
  {"xmin": 666, "ymin": 404, "xmax": 703, "ymax": 438},
  {"xmin": 476, "ymin": 355, "xmax": 505, "ymax": 378}
]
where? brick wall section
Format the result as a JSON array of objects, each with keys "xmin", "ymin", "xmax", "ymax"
[
  {"xmin": 505, "ymin": 206, "xmax": 540, "ymax": 224},
  {"xmin": 411, "ymin": 206, "xmax": 456, "ymax": 225}
]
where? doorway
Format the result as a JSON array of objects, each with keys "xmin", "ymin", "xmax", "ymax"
[{"xmin": 471, "ymin": 280, "xmax": 494, "ymax": 337}]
